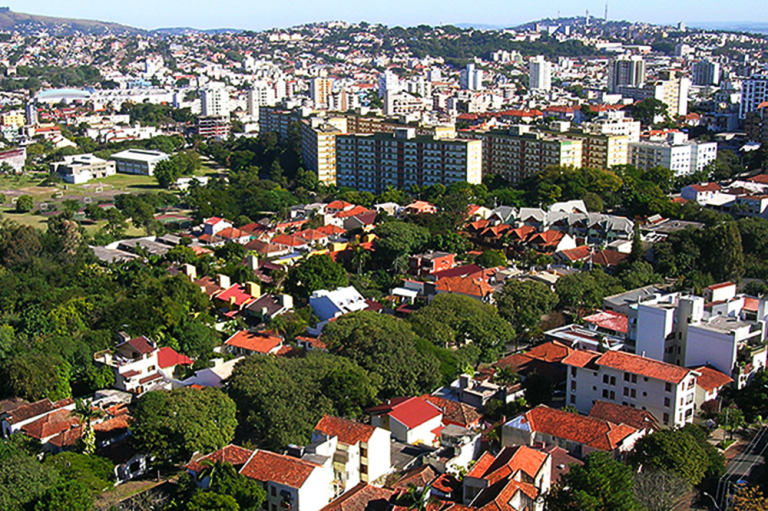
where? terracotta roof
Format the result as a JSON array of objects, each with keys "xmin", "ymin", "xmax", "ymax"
[
  {"xmin": 326, "ymin": 200, "xmax": 355, "ymax": 210},
  {"xmin": 466, "ymin": 445, "xmax": 548, "ymax": 484},
  {"xmin": 524, "ymin": 340, "xmax": 574, "ymax": 363},
  {"xmin": 123, "ymin": 336, "xmax": 155, "ymax": 355},
  {"xmin": 560, "ymin": 350, "xmax": 601, "ymax": 369},
  {"xmin": 528, "ymin": 230, "xmax": 565, "ymax": 247},
  {"xmin": 542, "ymin": 445, "xmax": 582, "ymax": 483},
  {"xmin": 187, "ymin": 444, "xmax": 255, "ymax": 474},
  {"xmin": 196, "ymin": 276, "xmax": 223, "ymax": 298},
  {"xmin": 592, "ymin": 249, "xmax": 629, "ymax": 267},
  {"xmin": 595, "ymin": 350, "xmax": 693, "ymax": 384},
  {"xmin": 557, "ymin": 245, "xmax": 592, "ymax": 262},
  {"xmin": 473, "ymin": 477, "xmax": 539, "ymax": 510},
  {"xmin": 244, "ymin": 239, "xmax": 288, "ymax": 255},
  {"xmin": 294, "ymin": 229, "xmax": 330, "ymax": 241},
  {"xmin": 317, "ymin": 224, "xmax": 347, "ymax": 236},
  {"xmin": 271, "ymin": 234, "xmax": 308, "ymax": 247},
  {"xmin": 707, "ymin": 281, "xmax": 736, "ymax": 291},
  {"xmin": 391, "ymin": 465, "xmax": 438, "ymax": 489},
  {"xmin": 420, "ymin": 395, "xmax": 482, "ymax": 428},
  {"xmin": 224, "ymin": 330, "xmax": 283, "ymax": 354},
  {"xmin": 336, "ymin": 205, "xmax": 374, "ymax": 219},
  {"xmin": 319, "ymin": 483, "xmax": 394, "ymax": 511},
  {"xmin": 588, "ymin": 401, "xmax": 660, "ymax": 431},
  {"xmin": 749, "ymin": 174, "xmax": 768, "ymax": 184},
  {"xmin": 315, "ymin": 415, "xmax": 375, "ymax": 445},
  {"xmin": 432, "ymin": 264, "xmax": 484, "ymax": 281},
  {"xmin": 240, "ymin": 450, "xmax": 318, "ymax": 488},
  {"xmin": 435, "ymin": 276, "xmax": 494, "ymax": 298},
  {"xmin": 217, "ymin": 284, "xmax": 256, "ymax": 307},
  {"xmin": 158, "ymin": 347, "xmax": 194, "ymax": 369},
  {"xmin": 582, "ymin": 310, "xmax": 629, "ymax": 334},
  {"xmin": 138, "ymin": 372, "xmax": 163, "ymax": 385},
  {"xmin": 693, "ymin": 365, "xmax": 733, "ymax": 392},
  {"xmin": 370, "ymin": 397, "xmax": 442, "ymax": 429},
  {"xmin": 520, "ymin": 405, "xmax": 639, "ymax": 452},
  {"xmin": 216, "ymin": 227, "xmax": 251, "ymax": 240},
  {"xmin": 296, "ymin": 335, "xmax": 327, "ymax": 350},
  {"xmin": 5, "ymin": 398, "xmax": 73, "ymax": 425},
  {"xmin": 691, "ymin": 183, "xmax": 722, "ymax": 192},
  {"xmin": 744, "ymin": 297, "xmax": 760, "ymax": 313},
  {"xmin": 48, "ymin": 424, "xmax": 83, "ymax": 448},
  {"xmin": 21, "ymin": 409, "xmax": 79, "ymax": 440}
]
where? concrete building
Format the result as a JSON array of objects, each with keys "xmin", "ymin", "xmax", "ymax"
[
  {"xmin": 562, "ymin": 349, "xmax": 699, "ymax": 428},
  {"xmin": 460, "ymin": 63, "xmax": 484, "ymax": 91},
  {"xmin": 378, "ymin": 70, "xmax": 400, "ymax": 98},
  {"xmin": 50, "ymin": 154, "xmax": 116, "ymax": 184},
  {"xmin": 336, "ymin": 128, "xmax": 482, "ymax": 193},
  {"xmin": 369, "ymin": 397, "xmax": 443, "ymax": 445},
  {"xmin": 196, "ymin": 116, "xmax": 231, "ymax": 139},
  {"xmin": 94, "ymin": 336, "xmax": 169, "ymax": 395},
  {"xmin": 529, "ymin": 56, "xmax": 552, "ymax": 91},
  {"xmin": 311, "ymin": 77, "xmax": 334, "ymax": 109},
  {"xmin": 608, "ymin": 55, "xmax": 646, "ymax": 93},
  {"xmin": 0, "ymin": 147, "xmax": 26, "ymax": 173},
  {"xmin": 200, "ymin": 82, "xmax": 230, "ymax": 117},
  {"xmin": 740, "ymin": 74, "xmax": 768, "ymax": 120},
  {"xmin": 629, "ymin": 132, "xmax": 716, "ymax": 176},
  {"xmin": 301, "ymin": 117, "xmax": 348, "ymax": 185},
  {"xmin": 745, "ymin": 103, "xmax": 768, "ymax": 143},
  {"xmin": 25, "ymin": 101, "xmax": 38, "ymax": 126},
  {"xmin": 109, "ymin": 149, "xmax": 169, "ymax": 176},
  {"xmin": 693, "ymin": 60, "xmax": 721, "ymax": 86},
  {"xmin": 618, "ymin": 70, "xmax": 690, "ymax": 117}
]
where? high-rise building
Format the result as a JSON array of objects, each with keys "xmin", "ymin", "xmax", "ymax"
[
  {"xmin": 248, "ymin": 81, "xmax": 276, "ymax": 113},
  {"xmin": 336, "ymin": 128, "xmax": 482, "ymax": 193},
  {"xmin": 529, "ymin": 56, "xmax": 552, "ymax": 91},
  {"xmin": 200, "ymin": 82, "xmax": 230, "ymax": 118},
  {"xmin": 378, "ymin": 71, "xmax": 400, "ymax": 98},
  {"xmin": 25, "ymin": 101, "xmax": 38, "ymax": 126},
  {"xmin": 607, "ymin": 55, "xmax": 646, "ymax": 93},
  {"xmin": 310, "ymin": 77, "xmax": 334, "ymax": 109},
  {"xmin": 301, "ymin": 117, "xmax": 347, "ymax": 185},
  {"xmin": 618, "ymin": 70, "xmax": 689, "ymax": 117},
  {"xmin": 692, "ymin": 60, "xmax": 721, "ymax": 86},
  {"xmin": 629, "ymin": 132, "xmax": 717, "ymax": 176},
  {"xmin": 741, "ymin": 74, "xmax": 768, "ymax": 119},
  {"xmin": 460, "ymin": 64, "xmax": 483, "ymax": 91}
]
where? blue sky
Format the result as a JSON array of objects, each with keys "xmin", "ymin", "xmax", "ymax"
[{"xmin": 12, "ymin": 0, "xmax": 768, "ymax": 30}]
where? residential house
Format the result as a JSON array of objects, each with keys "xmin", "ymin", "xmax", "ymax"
[
  {"xmin": 311, "ymin": 415, "xmax": 391, "ymax": 494},
  {"xmin": 215, "ymin": 282, "xmax": 262, "ymax": 315},
  {"xmin": 188, "ymin": 444, "xmax": 255, "ymax": 488},
  {"xmin": 404, "ymin": 201, "xmax": 437, "ymax": 215},
  {"xmin": 157, "ymin": 347, "xmax": 193, "ymax": 377},
  {"xmin": 1, "ymin": 398, "xmax": 75, "ymax": 438},
  {"xmin": 94, "ymin": 336, "xmax": 169, "ymax": 395},
  {"xmin": 369, "ymin": 397, "xmax": 443, "ymax": 445},
  {"xmin": 562, "ymin": 349, "xmax": 699, "ymax": 428},
  {"xmin": 179, "ymin": 357, "xmax": 245, "ymax": 388},
  {"xmin": 502, "ymin": 405, "xmax": 644, "ymax": 459},
  {"xmin": 310, "ymin": 286, "xmax": 369, "ymax": 325},
  {"xmin": 243, "ymin": 294, "xmax": 294, "ymax": 322},
  {"xmin": 435, "ymin": 275, "xmax": 495, "ymax": 304},
  {"xmin": 203, "ymin": 217, "xmax": 234, "ymax": 237},
  {"xmin": 526, "ymin": 230, "xmax": 577, "ymax": 253},
  {"xmin": 420, "ymin": 394, "xmax": 483, "ymax": 429},
  {"xmin": 493, "ymin": 340, "xmax": 574, "ymax": 387},
  {"xmin": 692, "ymin": 365, "xmax": 733, "ymax": 410},
  {"xmin": 409, "ymin": 252, "xmax": 456, "ymax": 278},
  {"xmin": 588, "ymin": 400, "xmax": 661, "ymax": 434},
  {"xmin": 240, "ymin": 450, "xmax": 334, "ymax": 511},
  {"xmin": 317, "ymin": 483, "xmax": 394, "ymax": 511},
  {"xmin": 224, "ymin": 330, "xmax": 284, "ymax": 356}
]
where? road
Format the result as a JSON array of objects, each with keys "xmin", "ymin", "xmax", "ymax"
[{"xmin": 715, "ymin": 425, "xmax": 768, "ymax": 508}]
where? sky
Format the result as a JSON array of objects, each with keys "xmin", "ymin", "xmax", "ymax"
[{"xmin": 11, "ymin": 0, "xmax": 768, "ymax": 31}]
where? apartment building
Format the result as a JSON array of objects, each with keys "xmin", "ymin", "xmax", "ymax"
[
  {"xmin": 94, "ymin": 336, "xmax": 168, "ymax": 395},
  {"xmin": 617, "ymin": 70, "xmax": 690, "ymax": 117},
  {"xmin": 301, "ymin": 117, "xmax": 348, "ymax": 185},
  {"xmin": 196, "ymin": 116, "xmax": 231, "ymax": 139},
  {"xmin": 608, "ymin": 55, "xmax": 646, "ymax": 93},
  {"xmin": 336, "ymin": 128, "xmax": 481, "ymax": 193},
  {"xmin": 311, "ymin": 77, "xmax": 334, "ymax": 109},
  {"xmin": 529, "ymin": 56, "xmax": 552, "ymax": 91},
  {"xmin": 562, "ymin": 349, "xmax": 699, "ymax": 428},
  {"xmin": 629, "ymin": 132, "xmax": 717, "ymax": 176},
  {"xmin": 200, "ymin": 82, "xmax": 230, "ymax": 117},
  {"xmin": 740, "ymin": 74, "xmax": 768, "ymax": 120}
]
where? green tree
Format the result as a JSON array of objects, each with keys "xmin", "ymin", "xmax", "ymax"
[
  {"xmin": 546, "ymin": 451, "xmax": 643, "ymax": 511},
  {"xmin": 208, "ymin": 461, "xmax": 266, "ymax": 511},
  {"xmin": 718, "ymin": 405, "xmax": 747, "ymax": 440},
  {"xmin": 322, "ymin": 311, "xmax": 441, "ymax": 398},
  {"xmin": 475, "ymin": 250, "xmax": 507, "ymax": 268},
  {"xmin": 0, "ymin": 447, "xmax": 60, "ymax": 511},
  {"xmin": 187, "ymin": 492, "xmax": 240, "ymax": 511},
  {"xmin": 633, "ymin": 469, "xmax": 691, "ymax": 511},
  {"xmin": 34, "ymin": 480, "xmax": 92, "ymax": 511},
  {"xmin": 522, "ymin": 372, "xmax": 553, "ymax": 406},
  {"xmin": 132, "ymin": 387, "xmax": 237, "ymax": 464},
  {"xmin": 373, "ymin": 221, "xmax": 431, "ymax": 267},
  {"xmin": 554, "ymin": 269, "xmax": 624, "ymax": 313},
  {"xmin": 631, "ymin": 428, "xmax": 710, "ymax": 485},
  {"xmin": 632, "ymin": 98, "xmax": 669, "ymax": 125},
  {"xmin": 42, "ymin": 452, "xmax": 113, "ymax": 493},
  {"xmin": 3, "ymin": 352, "xmax": 71, "ymax": 401},
  {"xmin": 15, "ymin": 195, "xmax": 33, "ymax": 213},
  {"xmin": 285, "ymin": 254, "xmax": 349, "ymax": 302},
  {"xmin": 496, "ymin": 279, "xmax": 558, "ymax": 336},
  {"xmin": 70, "ymin": 399, "xmax": 104, "ymax": 455}
]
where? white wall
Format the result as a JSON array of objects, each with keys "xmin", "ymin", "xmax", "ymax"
[
  {"xmin": 363, "ymin": 427, "xmax": 391, "ymax": 483},
  {"xmin": 685, "ymin": 325, "xmax": 737, "ymax": 376}
]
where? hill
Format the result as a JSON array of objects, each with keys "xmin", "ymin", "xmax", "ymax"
[{"xmin": 0, "ymin": 7, "xmax": 144, "ymax": 35}]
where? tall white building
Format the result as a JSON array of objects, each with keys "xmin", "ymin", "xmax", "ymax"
[
  {"xmin": 692, "ymin": 60, "xmax": 721, "ymax": 86},
  {"xmin": 608, "ymin": 55, "xmax": 646, "ymax": 93},
  {"xmin": 740, "ymin": 74, "xmax": 768, "ymax": 119},
  {"xmin": 248, "ymin": 81, "xmax": 277, "ymax": 113},
  {"xmin": 460, "ymin": 64, "xmax": 484, "ymax": 91},
  {"xmin": 628, "ymin": 132, "xmax": 717, "ymax": 176},
  {"xmin": 378, "ymin": 70, "xmax": 400, "ymax": 98},
  {"xmin": 529, "ymin": 56, "xmax": 552, "ymax": 91},
  {"xmin": 200, "ymin": 82, "xmax": 230, "ymax": 118}
]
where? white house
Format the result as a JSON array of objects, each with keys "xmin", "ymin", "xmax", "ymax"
[
  {"xmin": 309, "ymin": 286, "xmax": 368, "ymax": 323},
  {"xmin": 203, "ymin": 217, "xmax": 234, "ymax": 236},
  {"xmin": 562, "ymin": 349, "xmax": 699, "ymax": 428},
  {"xmin": 240, "ymin": 450, "xmax": 334, "ymax": 511},
  {"xmin": 109, "ymin": 148, "xmax": 168, "ymax": 176},
  {"xmin": 369, "ymin": 397, "xmax": 443, "ymax": 445},
  {"xmin": 311, "ymin": 415, "xmax": 392, "ymax": 495},
  {"xmin": 94, "ymin": 336, "xmax": 169, "ymax": 395}
]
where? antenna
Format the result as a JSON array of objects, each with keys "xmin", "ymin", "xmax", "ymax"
[{"xmin": 605, "ymin": 3, "xmax": 608, "ymax": 20}]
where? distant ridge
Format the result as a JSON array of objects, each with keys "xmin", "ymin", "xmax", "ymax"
[{"xmin": 0, "ymin": 7, "xmax": 144, "ymax": 35}]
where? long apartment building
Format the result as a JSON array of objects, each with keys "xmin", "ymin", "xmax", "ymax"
[
  {"xmin": 336, "ymin": 128, "xmax": 482, "ymax": 193},
  {"xmin": 301, "ymin": 117, "xmax": 348, "ymax": 185},
  {"xmin": 459, "ymin": 125, "xmax": 628, "ymax": 183},
  {"xmin": 629, "ymin": 131, "xmax": 717, "ymax": 176}
]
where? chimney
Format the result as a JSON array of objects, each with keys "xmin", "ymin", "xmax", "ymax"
[
  {"xmin": 217, "ymin": 274, "xmax": 231, "ymax": 289},
  {"xmin": 246, "ymin": 255, "xmax": 259, "ymax": 270},
  {"xmin": 245, "ymin": 281, "xmax": 261, "ymax": 298},
  {"xmin": 182, "ymin": 263, "xmax": 197, "ymax": 281}
]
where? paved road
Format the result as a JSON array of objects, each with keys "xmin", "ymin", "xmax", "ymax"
[{"xmin": 715, "ymin": 426, "xmax": 768, "ymax": 508}]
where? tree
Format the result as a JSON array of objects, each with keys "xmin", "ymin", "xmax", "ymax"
[
  {"xmin": 187, "ymin": 492, "xmax": 240, "ymax": 511},
  {"xmin": 208, "ymin": 462, "xmax": 266, "ymax": 511},
  {"xmin": 3, "ymin": 352, "xmax": 71, "ymax": 402},
  {"xmin": 496, "ymin": 279, "xmax": 558, "ymax": 335},
  {"xmin": 15, "ymin": 195, "xmax": 33, "ymax": 213},
  {"xmin": 633, "ymin": 469, "xmax": 691, "ymax": 511},
  {"xmin": 0, "ymin": 447, "xmax": 60, "ymax": 511},
  {"xmin": 475, "ymin": 250, "xmax": 507, "ymax": 268},
  {"xmin": 732, "ymin": 486, "xmax": 768, "ymax": 511},
  {"xmin": 718, "ymin": 405, "xmax": 747, "ymax": 440},
  {"xmin": 631, "ymin": 428, "xmax": 710, "ymax": 486},
  {"xmin": 554, "ymin": 269, "xmax": 624, "ymax": 314},
  {"xmin": 284, "ymin": 254, "xmax": 348, "ymax": 302},
  {"xmin": 410, "ymin": 294, "xmax": 513, "ymax": 362},
  {"xmin": 546, "ymin": 451, "xmax": 643, "ymax": 511},
  {"xmin": 322, "ymin": 311, "xmax": 441, "ymax": 398},
  {"xmin": 1, "ymin": 223, "xmax": 43, "ymax": 267},
  {"xmin": 42, "ymin": 452, "xmax": 113, "ymax": 494},
  {"xmin": 582, "ymin": 192, "xmax": 604, "ymax": 212},
  {"xmin": 373, "ymin": 221, "xmax": 430, "ymax": 267},
  {"xmin": 632, "ymin": 98, "xmax": 669, "ymax": 126},
  {"xmin": 71, "ymin": 398, "xmax": 104, "ymax": 455},
  {"xmin": 132, "ymin": 387, "xmax": 237, "ymax": 463},
  {"xmin": 34, "ymin": 480, "xmax": 92, "ymax": 511}
]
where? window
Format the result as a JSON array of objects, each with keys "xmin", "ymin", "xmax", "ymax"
[
  {"xmin": 570, "ymin": 395, "xmax": 576, "ymax": 404},
  {"xmin": 664, "ymin": 397, "xmax": 670, "ymax": 407},
  {"xmin": 609, "ymin": 390, "xmax": 615, "ymax": 400},
  {"xmin": 602, "ymin": 389, "xmax": 609, "ymax": 398},
  {"xmin": 623, "ymin": 387, "xmax": 629, "ymax": 396},
  {"xmin": 603, "ymin": 374, "xmax": 610, "ymax": 384},
  {"xmin": 271, "ymin": 487, "xmax": 276, "ymax": 497},
  {"xmin": 663, "ymin": 413, "xmax": 670, "ymax": 425},
  {"xmin": 361, "ymin": 446, "xmax": 367, "ymax": 458},
  {"xmin": 665, "ymin": 382, "xmax": 673, "ymax": 392},
  {"xmin": 624, "ymin": 373, "xmax": 630, "ymax": 382},
  {"xmin": 631, "ymin": 389, "xmax": 636, "ymax": 398},
  {"xmin": 361, "ymin": 464, "xmax": 368, "ymax": 474},
  {"xmin": 611, "ymin": 376, "xmax": 616, "ymax": 386},
  {"xmin": 571, "ymin": 381, "xmax": 577, "ymax": 391}
]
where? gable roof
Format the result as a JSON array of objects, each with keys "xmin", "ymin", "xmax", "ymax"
[
  {"xmin": 217, "ymin": 284, "xmax": 256, "ymax": 307},
  {"xmin": 187, "ymin": 444, "xmax": 255, "ymax": 474},
  {"xmin": 435, "ymin": 276, "xmax": 494, "ymax": 298},
  {"xmin": 466, "ymin": 445, "xmax": 548, "ymax": 484},
  {"xmin": 420, "ymin": 395, "xmax": 482, "ymax": 428},
  {"xmin": 595, "ymin": 350, "xmax": 693, "ymax": 384},
  {"xmin": 370, "ymin": 397, "xmax": 442, "ymax": 429},
  {"xmin": 315, "ymin": 415, "xmax": 376, "ymax": 445},
  {"xmin": 119, "ymin": 336, "xmax": 155, "ymax": 355},
  {"xmin": 158, "ymin": 347, "xmax": 194, "ymax": 369},
  {"xmin": 524, "ymin": 340, "xmax": 574, "ymax": 363},
  {"xmin": 391, "ymin": 464, "xmax": 438, "ymax": 490},
  {"xmin": 556, "ymin": 245, "xmax": 592, "ymax": 262},
  {"xmin": 582, "ymin": 310, "xmax": 629, "ymax": 334},
  {"xmin": 4, "ymin": 398, "xmax": 74, "ymax": 425},
  {"xmin": 240, "ymin": 450, "xmax": 319, "ymax": 488},
  {"xmin": 692, "ymin": 365, "xmax": 733, "ymax": 392},
  {"xmin": 224, "ymin": 330, "xmax": 283, "ymax": 354},
  {"xmin": 588, "ymin": 401, "xmax": 661, "ymax": 431},
  {"xmin": 432, "ymin": 264, "xmax": 484, "ymax": 281},
  {"xmin": 319, "ymin": 483, "xmax": 394, "ymax": 511},
  {"xmin": 21, "ymin": 409, "xmax": 79, "ymax": 440}
]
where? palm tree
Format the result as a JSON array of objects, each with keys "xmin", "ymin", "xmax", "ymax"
[
  {"xmin": 197, "ymin": 460, "xmax": 236, "ymax": 490},
  {"xmin": 71, "ymin": 398, "xmax": 104, "ymax": 455},
  {"xmin": 397, "ymin": 484, "xmax": 435, "ymax": 511}
]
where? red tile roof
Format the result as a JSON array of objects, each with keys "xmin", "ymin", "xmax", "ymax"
[
  {"xmin": 521, "ymin": 405, "xmax": 638, "ymax": 451},
  {"xmin": 557, "ymin": 245, "xmax": 592, "ymax": 262},
  {"xmin": 271, "ymin": 234, "xmax": 309, "ymax": 248},
  {"xmin": 582, "ymin": 310, "xmax": 629, "ymax": 334},
  {"xmin": 528, "ymin": 230, "xmax": 565, "ymax": 247},
  {"xmin": 294, "ymin": 229, "xmax": 329, "ymax": 242},
  {"xmin": 318, "ymin": 482, "xmax": 394, "ymax": 511},
  {"xmin": 124, "ymin": 336, "xmax": 155, "ymax": 355},
  {"xmin": 691, "ymin": 183, "xmax": 722, "ymax": 192},
  {"xmin": 748, "ymin": 174, "xmax": 768, "ymax": 184},
  {"xmin": 224, "ymin": 330, "xmax": 283, "ymax": 354},
  {"xmin": 420, "ymin": 395, "xmax": 482, "ymax": 428},
  {"xmin": 391, "ymin": 465, "xmax": 438, "ymax": 490},
  {"xmin": 317, "ymin": 224, "xmax": 347, "ymax": 236},
  {"xmin": 560, "ymin": 350, "xmax": 601, "ymax": 368},
  {"xmin": 326, "ymin": 200, "xmax": 355, "ymax": 211},
  {"xmin": 217, "ymin": 284, "xmax": 256, "ymax": 307},
  {"xmin": 336, "ymin": 205, "xmax": 374, "ymax": 219},
  {"xmin": 240, "ymin": 450, "xmax": 318, "ymax": 488},
  {"xmin": 591, "ymin": 250, "xmax": 629, "ymax": 267},
  {"xmin": 595, "ymin": 350, "xmax": 693, "ymax": 384},
  {"xmin": 466, "ymin": 445, "xmax": 548, "ymax": 484},
  {"xmin": 524, "ymin": 341, "xmax": 574, "ymax": 363},
  {"xmin": 693, "ymin": 365, "xmax": 733, "ymax": 392},
  {"xmin": 315, "ymin": 415, "xmax": 375, "ymax": 445},
  {"xmin": 138, "ymin": 372, "xmax": 163, "ymax": 385},
  {"xmin": 187, "ymin": 444, "xmax": 255, "ymax": 474},
  {"xmin": 4, "ymin": 398, "xmax": 73, "ymax": 425},
  {"xmin": 431, "ymin": 264, "xmax": 484, "ymax": 281},
  {"xmin": 157, "ymin": 347, "xmax": 194, "ymax": 369},
  {"xmin": 21, "ymin": 409, "xmax": 79, "ymax": 440},
  {"xmin": 435, "ymin": 276, "xmax": 494, "ymax": 298},
  {"xmin": 588, "ymin": 401, "xmax": 660, "ymax": 431}
]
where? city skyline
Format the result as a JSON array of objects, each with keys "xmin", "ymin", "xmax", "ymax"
[{"xmin": 10, "ymin": 0, "xmax": 768, "ymax": 31}]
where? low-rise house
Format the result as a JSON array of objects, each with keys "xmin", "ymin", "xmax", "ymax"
[
  {"xmin": 424, "ymin": 424, "xmax": 482, "ymax": 473},
  {"xmin": 435, "ymin": 275, "xmax": 495, "ymax": 304},
  {"xmin": 526, "ymin": 230, "xmax": 577, "ymax": 253},
  {"xmin": 317, "ymin": 483, "xmax": 394, "ymax": 511},
  {"xmin": 692, "ymin": 365, "xmax": 733, "ymax": 410},
  {"xmin": 1, "ymin": 398, "xmax": 75, "ymax": 438},
  {"xmin": 109, "ymin": 148, "xmax": 168, "ymax": 176},
  {"xmin": 157, "ymin": 347, "xmax": 193, "ymax": 377},
  {"xmin": 203, "ymin": 217, "xmax": 234, "ymax": 237},
  {"xmin": 409, "ymin": 252, "xmax": 456, "ymax": 278},
  {"xmin": 310, "ymin": 286, "xmax": 369, "ymax": 324},
  {"xmin": 404, "ymin": 201, "xmax": 437, "ymax": 215},
  {"xmin": 420, "ymin": 394, "xmax": 483, "ymax": 429},
  {"xmin": 369, "ymin": 397, "xmax": 443, "ymax": 445},
  {"xmin": 311, "ymin": 415, "xmax": 391, "ymax": 494},
  {"xmin": 493, "ymin": 341, "xmax": 574, "ymax": 387},
  {"xmin": 224, "ymin": 330, "xmax": 284, "ymax": 356},
  {"xmin": 243, "ymin": 293, "xmax": 294, "ymax": 322},
  {"xmin": 94, "ymin": 336, "xmax": 169, "ymax": 395},
  {"xmin": 240, "ymin": 450, "xmax": 334, "ymax": 511},
  {"xmin": 187, "ymin": 444, "xmax": 255, "ymax": 488},
  {"xmin": 179, "ymin": 357, "xmax": 244, "ymax": 388},
  {"xmin": 502, "ymin": 405, "xmax": 644, "ymax": 459},
  {"xmin": 215, "ymin": 282, "xmax": 262, "ymax": 314}
]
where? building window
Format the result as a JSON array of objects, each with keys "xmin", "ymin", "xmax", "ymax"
[
  {"xmin": 610, "ymin": 391, "xmax": 615, "ymax": 400},
  {"xmin": 602, "ymin": 389, "xmax": 609, "ymax": 398},
  {"xmin": 631, "ymin": 389, "xmax": 636, "ymax": 398},
  {"xmin": 663, "ymin": 413, "xmax": 670, "ymax": 425},
  {"xmin": 570, "ymin": 395, "xmax": 576, "ymax": 404},
  {"xmin": 610, "ymin": 376, "xmax": 616, "ymax": 386},
  {"xmin": 271, "ymin": 486, "xmax": 276, "ymax": 497},
  {"xmin": 664, "ymin": 397, "xmax": 670, "ymax": 407},
  {"xmin": 623, "ymin": 387, "xmax": 629, "ymax": 396},
  {"xmin": 603, "ymin": 374, "xmax": 609, "ymax": 384},
  {"xmin": 361, "ymin": 464, "xmax": 368, "ymax": 474},
  {"xmin": 361, "ymin": 446, "xmax": 367, "ymax": 458},
  {"xmin": 571, "ymin": 367, "xmax": 577, "ymax": 377},
  {"xmin": 665, "ymin": 382, "xmax": 673, "ymax": 392},
  {"xmin": 571, "ymin": 381, "xmax": 577, "ymax": 391}
]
